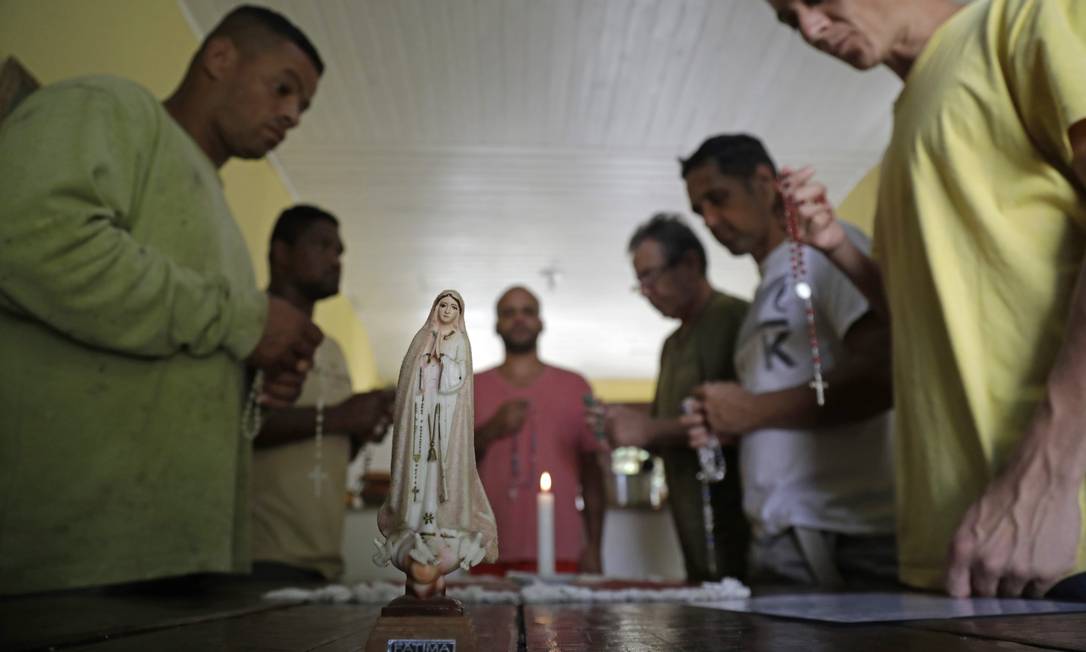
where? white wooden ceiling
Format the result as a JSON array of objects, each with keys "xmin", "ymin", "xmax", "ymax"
[{"xmin": 181, "ymin": 0, "xmax": 902, "ymax": 382}]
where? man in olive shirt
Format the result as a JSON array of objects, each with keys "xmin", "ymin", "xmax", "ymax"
[{"xmin": 604, "ymin": 213, "xmax": 749, "ymax": 581}]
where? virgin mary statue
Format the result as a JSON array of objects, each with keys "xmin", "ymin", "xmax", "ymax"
[{"xmin": 375, "ymin": 290, "xmax": 497, "ymax": 587}]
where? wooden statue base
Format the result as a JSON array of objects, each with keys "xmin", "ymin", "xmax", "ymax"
[{"xmin": 364, "ymin": 596, "xmax": 478, "ymax": 652}]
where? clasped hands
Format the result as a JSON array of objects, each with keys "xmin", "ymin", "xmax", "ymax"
[
  {"xmin": 582, "ymin": 382, "xmax": 755, "ymax": 451},
  {"xmin": 680, "ymin": 382, "xmax": 758, "ymax": 449},
  {"xmin": 245, "ymin": 295, "xmax": 324, "ymax": 407}
]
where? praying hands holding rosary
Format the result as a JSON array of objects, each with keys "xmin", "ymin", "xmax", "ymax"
[
  {"xmin": 682, "ymin": 166, "xmax": 833, "ymax": 441},
  {"xmin": 682, "ymin": 165, "xmax": 892, "ymax": 444}
]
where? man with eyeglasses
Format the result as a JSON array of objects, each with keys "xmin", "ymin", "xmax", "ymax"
[{"xmin": 601, "ymin": 213, "xmax": 749, "ymax": 582}]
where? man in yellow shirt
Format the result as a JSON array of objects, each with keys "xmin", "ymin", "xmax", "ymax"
[{"xmin": 765, "ymin": 0, "xmax": 1086, "ymax": 598}]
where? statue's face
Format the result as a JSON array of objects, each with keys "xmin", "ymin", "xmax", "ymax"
[{"xmin": 436, "ymin": 296, "xmax": 460, "ymax": 325}]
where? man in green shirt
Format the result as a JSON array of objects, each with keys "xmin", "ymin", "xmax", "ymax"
[
  {"xmin": 604, "ymin": 213, "xmax": 749, "ymax": 581},
  {"xmin": 0, "ymin": 6, "xmax": 324, "ymax": 595}
]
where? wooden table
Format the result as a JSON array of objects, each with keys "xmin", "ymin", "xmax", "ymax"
[{"xmin": 3, "ymin": 579, "xmax": 1084, "ymax": 651}]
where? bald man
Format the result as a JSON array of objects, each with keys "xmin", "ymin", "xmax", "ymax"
[
  {"xmin": 0, "ymin": 5, "xmax": 323, "ymax": 594},
  {"xmin": 473, "ymin": 287, "xmax": 606, "ymax": 575}
]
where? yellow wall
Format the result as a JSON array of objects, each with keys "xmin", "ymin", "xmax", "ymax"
[
  {"xmin": 315, "ymin": 296, "xmax": 382, "ymax": 389},
  {"xmin": 838, "ymin": 164, "xmax": 881, "ymax": 237},
  {"xmin": 589, "ymin": 378, "xmax": 655, "ymax": 404},
  {"xmin": 0, "ymin": 0, "xmax": 380, "ymax": 390}
]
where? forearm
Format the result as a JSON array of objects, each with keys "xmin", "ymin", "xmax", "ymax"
[
  {"xmin": 1018, "ymin": 256, "xmax": 1086, "ymax": 484},
  {"xmin": 254, "ymin": 404, "xmax": 349, "ymax": 449},
  {"xmin": 740, "ymin": 371, "xmax": 891, "ymax": 432},
  {"xmin": 1025, "ymin": 131, "xmax": 1086, "ymax": 478},
  {"xmin": 474, "ymin": 420, "xmax": 505, "ymax": 459},
  {"xmin": 643, "ymin": 417, "xmax": 690, "ymax": 449},
  {"xmin": 0, "ymin": 207, "xmax": 266, "ymax": 360},
  {"xmin": 0, "ymin": 84, "xmax": 265, "ymax": 360},
  {"xmin": 729, "ymin": 312, "xmax": 892, "ymax": 432},
  {"xmin": 824, "ymin": 237, "xmax": 890, "ymax": 321},
  {"xmin": 580, "ymin": 453, "xmax": 606, "ymax": 552}
]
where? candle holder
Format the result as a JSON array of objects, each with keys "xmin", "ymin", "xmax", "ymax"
[{"xmin": 365, "ymin": 291, "xmax": 498, "ymax": 652}]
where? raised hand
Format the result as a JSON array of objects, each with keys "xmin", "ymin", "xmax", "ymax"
[
  {"xmin": 780, "ymin": 165, "xmax": 847, "ymax": 255},
  {"xmin": 332, "ymin": 389, "xmax": 396, "ymax": 448},
  {"xmin": 476, "ymin": 398, "xmax": 530, "ymax": 455},
  {"xmin": 603, "ymin": 404, "xmax": 655, "ymax": 449},
  {"xmin": 492, "ymin": 399, "xmax": 530, "ymax": 438}
]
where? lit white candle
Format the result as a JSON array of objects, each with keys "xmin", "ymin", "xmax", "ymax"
[{"xmin": 537, "ymin": 471, "xmax": 555, "ymax": 576}]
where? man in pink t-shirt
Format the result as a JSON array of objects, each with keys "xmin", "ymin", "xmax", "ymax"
[{"xmin": 473, "ymin": 286, "xmax": 606, "ymax": 575}]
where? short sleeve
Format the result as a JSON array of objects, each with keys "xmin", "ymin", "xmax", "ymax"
[
  {"xmin": 809, "ymin": 224, "xmax": 873, "ymax": 339},
  {"xmin": 1004, "ymin": 0, "xmax": 1086, "ymax": 166}
]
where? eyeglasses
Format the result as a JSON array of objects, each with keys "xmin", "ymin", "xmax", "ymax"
[{"xmin": 631, "ymin": 262, "xmax": 675, "ymax": 293}]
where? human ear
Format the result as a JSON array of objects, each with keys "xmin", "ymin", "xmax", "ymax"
[
  {"xmin": 200, "ymin": 36, "xmax": 239, "ymax": 81},
  {"xmin": 269, "ymin": 240, "xmax": 291, "ymax": 272}
]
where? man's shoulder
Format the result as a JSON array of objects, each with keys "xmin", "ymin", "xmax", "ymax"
[
  {"xmin": 696, "ymin": 290, "xmax": 749, "ymax": 328},
  {"xmin": 45, "ymin": 75, "xmax": 158, "ymax": 109},
  {"xmin": 472, "ymin": 366, "xmax": 503, "ymax": 392},
  {"xmin": 474, "ymin": 366, "xmax": 501, "ymax": 381},
  {"xmin": 542, "ymin": 364, "xmax": 591, "ymax": 390},
  {"xmin": 707, "ymin": 290, "xmax": 749, "ymax": 312},
  {"xmin": 23, "ymin": 75, "xmax": 162, "ymax": 130},
  {"xmin": 311, "ymin": 334, "xmax": 353, "ymax": 394}
]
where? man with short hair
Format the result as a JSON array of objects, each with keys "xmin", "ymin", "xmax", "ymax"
[
  {"xmin": 0, "ymin": 5, "xmax": 324, "ymax": 594},
  {"xmin": 682, "ymin": 134, "xmax": 897, "ymax": 588},
  {"xmin": 473, "ymin": 286, "xmax": 606, "ymax": 575},
  {"xmin": 608, "ymin": 213, "xmax": 750, "ymax": 582},
  {"xmin": 767, "ymin": 0, "xmax": 1086, "ymax": 598},
  {"xmin": 250, "ymin": 205, "xmax": 394, "ymax": 582}
]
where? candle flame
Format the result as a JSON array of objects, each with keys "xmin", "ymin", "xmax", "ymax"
[{"xmin": 540, "ymin": 471, "xmax": 552, "ymax": 492}]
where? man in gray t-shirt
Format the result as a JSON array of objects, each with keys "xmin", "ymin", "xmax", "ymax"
[{"xmin": 681, "ymin": 134, "xmax": 897, "ymax": 589}]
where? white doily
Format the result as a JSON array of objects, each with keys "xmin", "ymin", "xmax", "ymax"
[
  {"xmin": 263, "ymin": 578, "xmax": 749, "ymax": 605},
  {"xmin": 521, "ymin": 578, "xmax": 749, "ymax": 603}
]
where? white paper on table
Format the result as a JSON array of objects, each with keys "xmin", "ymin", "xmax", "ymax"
[{"xmin": 695, "ymin": 592, "xmax": 1086, "ymax": 623}]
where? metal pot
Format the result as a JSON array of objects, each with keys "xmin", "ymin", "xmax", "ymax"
[{"xmin": 607, "ymin": 447, "xmax": 667, "ymax": 509}]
